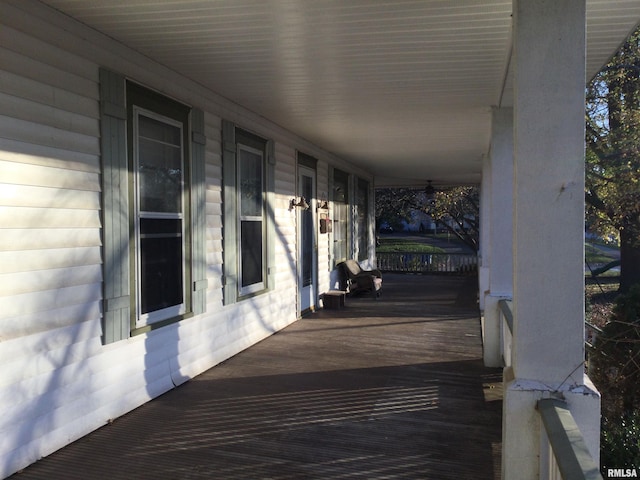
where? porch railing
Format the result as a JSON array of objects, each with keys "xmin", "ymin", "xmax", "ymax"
[
  {"xmin": 497, "ymin": 300, "xmax": 602, "ymax": 479},
  {"xmin": 498, "ymin": 298, "xmax": 513, "ymax": 368},
  {"xmin": 377, "ymin": 252, "xmax": 477, "ymax": 274},
  {"xmin": 538, "ymin": 399, "xmax": 603, "ymax": 480},
  {"xmin": 497, "ymin": 300, "xmax": 600, "ymax": 369}
]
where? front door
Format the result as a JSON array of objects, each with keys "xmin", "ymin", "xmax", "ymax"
[{"xmin": 297, "ymin": 166, "xmax": 317, "ymax": 314}]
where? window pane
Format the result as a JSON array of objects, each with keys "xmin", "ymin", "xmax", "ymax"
[
  {"xmin": 333, "ymin": 203, "xmax": 348, "ymax": 263},
  {"xmin": 241, "ymin": 220, "xmax": 263, "ymax": 288},
  {"xmin": 139, "ymin": 218, "xmax": 183, "ymax": 314},
  {"xmin": 333, "ymin": 169, "xmax": 349, "ymax": 263},
  {"xmin": 239, "ymin": 149, "xmax": 263, "ymax": 217},
  {"xmin": 139, "ymin": 114, "xmax": 182, "ymax": 144},
  {"xmin": 138, "ymin": 115, "xmax": 182, "ymax": 213},
  {"xmin": 356, "ymin": 179, "xmax": 368, "ymax": 260},
  {"xmin": 301, "ymin": 175, "xmax": 313, "ymax": 287}
]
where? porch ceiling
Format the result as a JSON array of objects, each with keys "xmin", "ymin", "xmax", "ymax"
[{"xmin": 40, "ymin": 0, "xmax": 640, "ymax": 187}]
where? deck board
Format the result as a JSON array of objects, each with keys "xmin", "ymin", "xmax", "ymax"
[{"xmin": 10, "ymin": 274, "xmax": 502, "ymax": 479}]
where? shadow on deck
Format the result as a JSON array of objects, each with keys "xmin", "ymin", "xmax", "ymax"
[{"xmin": 11, "ymin": 274, "xmax": 503, "ymax": 480}]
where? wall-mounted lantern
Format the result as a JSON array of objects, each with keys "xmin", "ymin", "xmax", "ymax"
[
  {"xmin": 317, "ymin": 192, "xmax": 329, "ymax": 210},
  {"xmin": 289, "ymin": 196, "xmax": 309, "ymax": 211}
]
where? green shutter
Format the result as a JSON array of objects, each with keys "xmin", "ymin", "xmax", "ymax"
[
  {"xmin": 266, "ymin": 139, "xmax": 276, "ymax": 290},
  {"xmin": 99, "ymin": 68, "xmax": 130, "ymax": 344},
  {"xmin": 222, "ymin": 120, "xmax": 237, "ymax": 305},
  {"xmin": 328, "ymin": 165, "xmax": 335, "ymax": 268},
  {"xmin": 191, "ymin": 108, "xmax": 207, "ymax": 314}
]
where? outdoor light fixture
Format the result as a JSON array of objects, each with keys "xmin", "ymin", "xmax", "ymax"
[
  {"xmin": 289, "ymin": 197, "xmax": 310, "ymax": 210},
  {"xmin": 317, "ymin": 193, "xmax": 329, "ymax": 210}
]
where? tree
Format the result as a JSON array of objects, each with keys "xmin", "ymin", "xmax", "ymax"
[
  {"xmin": 589, "ymin": 285, "xmax": 640, "ymax": 470},
  {"xmin": 430, "ymin": 186, "xmax": 479, "ymax": 252},
  {"xmin": 586, "ymin": 26, "xmax": 640, "ymax": 292},
  {"xmin": 374, "ymin": 188, "xmax": 423, "ymax": 232},
  {"xmin": 375, "ymin": 185, "xmax": 479, "ymax": 252}
]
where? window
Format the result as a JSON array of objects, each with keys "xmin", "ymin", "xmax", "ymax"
[
  {"xmin": 222, "ymin": 122, "xmax": 275, "ymax": 304},
  {"xmin": 332, "ymin": 169, "xmax": 350, "ymax": 265},
  {"xmin": 356, "ymin": 178, "xmax": 369, "ymax": 261},
  {"xmin": 99, "ymin": 68, "xmax": 207, "ymax": 342},
  {"xmin": 132, "ymin": 108, "xmax": 187, "ymax": 325},
  {"xmin": 238, "ymin": 144, "xmax": 265, "ymax": 294}
]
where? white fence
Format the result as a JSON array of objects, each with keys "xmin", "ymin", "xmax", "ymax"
[{"xmin": 377, "ymin": 252, "xmax": 477, "ymax": 274}]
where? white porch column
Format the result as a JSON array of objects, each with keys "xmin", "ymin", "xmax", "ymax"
[
  {"xmin": 503, "ymin": 1, "xmax": 600, "ymax": 478},
  {"xmin": 482, "ymin": 108, "xmax": 514, "ymax": 368}
]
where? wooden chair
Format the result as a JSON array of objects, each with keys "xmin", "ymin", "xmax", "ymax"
[{"xmin": 339, "ymin": 259, "xmax": 383, "ymax": 299}]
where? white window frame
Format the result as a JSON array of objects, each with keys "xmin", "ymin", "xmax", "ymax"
[
  {"xmin": 332, "ymin": 169, "xmax": 350, "ymax": 266},
  {"xmin": 356, "ymin": 177, "xmax": 369, "ymax": 261},
  {"xmin": 237, "ymin": 144, "xmax": 266, "ymax": 296},
  {"xmin": 132, "ymin": 107, "xmax": 187, "ymax": 326}
]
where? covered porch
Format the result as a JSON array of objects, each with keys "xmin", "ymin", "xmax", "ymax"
[
  {"xmin": 9, "ymin": 274, "xmax": 503, "ymax": 480},
  {"xmin": 3, "ymin": 1, "xmax": 640, "ymax": 477}
]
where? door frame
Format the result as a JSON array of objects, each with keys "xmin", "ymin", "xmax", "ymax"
[{"xmin": 296, "ymin": 160, "xmax": 318, "ymax": 316}]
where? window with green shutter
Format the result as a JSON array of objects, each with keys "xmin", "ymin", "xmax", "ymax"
[
  {"xmin": 356, "ymin": 178, "xmax": 369, "ymax": 261},
  {"xmin": 222, "ymin": 122, "xmax": 276, "ymax": 304},
  {"xmin": 332, "ymin": 168, "xmax": 350, "ymax": 265},
  {"xmin": 99, "ymin": 68, "xmax": 207, "ymax": 342}
]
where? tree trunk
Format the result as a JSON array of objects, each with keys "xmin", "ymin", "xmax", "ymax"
[{"xmin": 619, "ymin": 228, "xmax": 640, "ymax": 292}]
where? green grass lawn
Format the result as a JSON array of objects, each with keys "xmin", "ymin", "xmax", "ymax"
[
  {"xmin": 378, "ymin": 238, "xmax": 618, "ymax": 261},
  {"xmin": 585, "ymin": 242, "xmax": 618, "ymax": 264},
  {"xmin": 376, "ymin": 238, "xmax": 446, "ymax": 254}
]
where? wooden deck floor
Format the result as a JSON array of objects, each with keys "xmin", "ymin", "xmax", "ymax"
[{"xmin": 11, "ymin": 274, "xmax": 502, "ymax": 480}]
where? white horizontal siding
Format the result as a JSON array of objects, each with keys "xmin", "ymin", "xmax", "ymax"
[
  {"xmin": 0, "ymin": 247, "xmax": 101, "ymax": 274},
  {"xmin": 204, "ymin": 114, "xmax": 223, "ymax": 309},
  {"xmin": 1, "ymin": 23, "xmax": 95, "ymax": 81},
  {"xmin": 0, "ymin": 283, "xmax": 102, "ymax": 319},
  {"xmin": 0, "ymin": 362, "xmax": 174, "ymax": 459},
  {"xmin": 275, "ymin": 173, "xmax": 296, "ymax": 194},
  {"xmin": 0, "ymin": 138, "xmax": 99, "ymax": 172},
  {"xmin": 0, "ymin": 115, "xmax": 99, "ymax": 155},
  {"xmin": 0, "ymin": 206, "xmax": 101, "ymax": 229},
  {"xmin": 274, "ymin": 146, "xmax": 296, "ymax": 267},
  {"xmin": 0, "ymin": 70, "xmax": 98, "ymax": 119},
  {"xmin": 0, "ymin": 229, "xmax": 101, "ymax": 251},
  {"xmin": 0, "ymin": 92, "xmax": 99, "ymax": 138},
  {"xmin": 0, "ymin": 2, "xmax": 371, "ymax": 478},
  {"xmin": 0, "ymin": 16, "xmax": 104, "ymax": 367},
  {"xmin": 0, "ymin": 302, "xmax": 101, "ymax": 341},
  {"xmin": 0, "ymin": 184, "xmax": 100, "ymax": 209},
  {"xmin": 0, "ymin": 265, "xmax": 102, "ymax": 297},
  {"xmin": 0, "ymin": 46, "xmax": 97, "ymax": 101},
  {"xmin": 0, "ymin": 336, "xmax": 101, "ymax": 393}
]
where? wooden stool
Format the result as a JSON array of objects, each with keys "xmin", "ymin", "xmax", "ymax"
[{"xmin": 323, "ymin": 290, "xmax": 346, "ymax": 309}]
